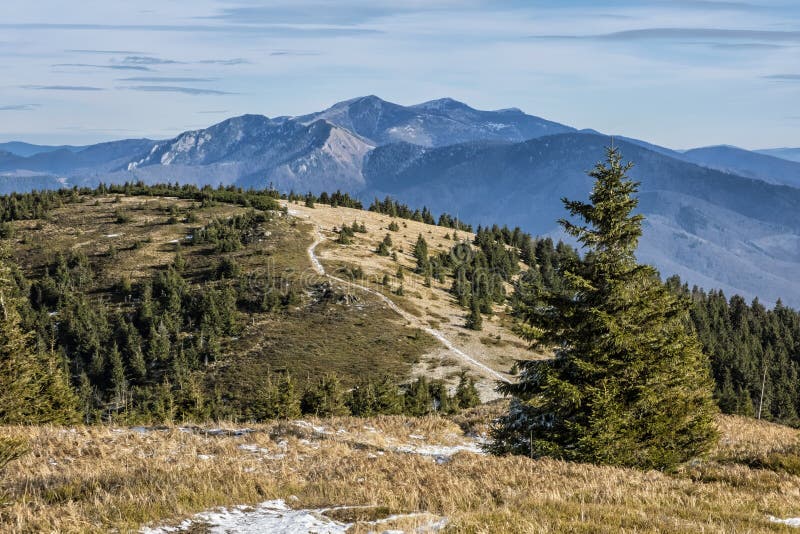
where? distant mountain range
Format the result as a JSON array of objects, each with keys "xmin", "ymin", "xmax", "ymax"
[
  {"xmin": 756, "ymin": 147, "xmax": 800, "ymax": 163},
  {"xmin": 1, "ymin": 95, "xmax": 799, "ymax": 307}
]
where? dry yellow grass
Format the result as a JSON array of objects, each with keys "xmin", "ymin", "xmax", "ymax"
[
  {"xmin": 283, "ymin": 200, "xmax": 542, "ymax": 399},
  {"xmin": 1, "ymin": 414, "xmax": 799, "ymax": 533}
]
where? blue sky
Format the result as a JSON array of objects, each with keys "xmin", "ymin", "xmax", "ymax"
[{"xmin": 0, "ymin": 0, "xmax": 798, "ymax": 148}]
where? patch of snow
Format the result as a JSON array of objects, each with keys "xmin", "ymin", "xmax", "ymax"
[
  {"xmin": 140, "ymin": 500, "xmax": 348, "ymax": 534},
  {"xmin": 104, "ymin": 233, "xmax": 122, "ymax": 238},
  {"xmin": 408, "ymin": 434, "xmax": 425, "ymax": 440},
  {"xmin": 393, "ymin": 441, "xmax": 485, "ymax": 460},
  {"xmin": 293, "ymin": 420, "xmax": 330, "ymax": 434},
  {"xmin": 770, "ymin": 516, "xmax": 800, "ymax": 527},
  {"xmin": 197, "ymin": 454, "xmax": 214, "ymax": 461},
  {"xmin": 238, "ymin": 444, "xmax": 269, "ymax": 454},
  {"xmin": 483, "ymin": 122, "xmax": 510, "ymax": 131},
  {"xmin": 140, "ymin": 500, "xmax": 447, "ymax": 534}
]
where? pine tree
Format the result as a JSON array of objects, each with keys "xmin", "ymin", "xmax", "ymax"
[
  {"xmin": 465, "ymin": 297, "xmax": 483, "ymax": 331},
  {"xmin": 455, "ymin": 373, "xmax": 481, "ymax": 409},
  {"xmin": 413, "ymin": 234, "xmax": 430, "ymax": 274},
  {"xmin": 0, "ymin": 253, "xmax": 79, "ymax": 424},
  {"xmin": 404, "ymin": 377, "xmax": 432, "ymax": 416},
  {"xmin": 373, "ymin": 376, "xmax": 404, "ymax": 414},
  {"xmin": 489, "ymin": 147, "xmax": 718, "ymax": 470},
  {"xmin": 301, "ymin": 374, "xmax": 349, "ymax": 417},
  {"xmin": 275, "ymin": 374, "xmax": 301, "ymax": 419},
  {"xmin": 348, "ymin": 381, "xmax": 378, "ymax": 416}
]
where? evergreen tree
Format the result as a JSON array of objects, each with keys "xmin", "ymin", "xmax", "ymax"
[
  {"xmin": 404, "ymin": 377, "xmax": 432, "ymax": 416},
  {"xmin": 489, "ymin": 147, "xmax": 718, "ymax": 470},
  {"xmin": 301, "ymin": 374, "xmax": 350, "ymax": 417},
  {"xmin": 348, "ymin": 381, "xmax": 378, "ymax": 416},
  {"xmin": 455, "ymin": 373, "xmax": 481, "ymax": 409},
  {"xmin": 465, "ymin": 297, "xmax": 483, "ymax": 331},
  {"xmin": 413, "ymin": 234, "xmax": 430, "ymax": 274},
  {"xmin": 275, "ymin": 374, "xmax": 301, "ymax": 419},
  {"xmin": 0, "ymin": 253, "xmax": 79, "ymax": 424},
  {"xmin": 373, "ymin": 376, "xmax": 404, "ymax": 414}
]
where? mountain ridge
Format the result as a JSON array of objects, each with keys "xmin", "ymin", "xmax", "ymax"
[{"xmin": 1, "ymin": 95, "xmax": 799, "ymax": 307}]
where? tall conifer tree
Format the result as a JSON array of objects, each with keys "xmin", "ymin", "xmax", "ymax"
[
  {"xmin": 489, "ymin": 147, "xmax": 718, "ymax": 469},
  {"xmin": 0, "ymin": 252, "xmax": 79, "ymax": 424}
]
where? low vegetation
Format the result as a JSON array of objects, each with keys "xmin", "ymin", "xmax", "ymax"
[{"xmin": 0, "ymin": 413, "xmax": 798, "ymax": 532}]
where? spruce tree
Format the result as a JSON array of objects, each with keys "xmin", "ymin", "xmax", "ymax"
[
  {"xmin": 466, "ymin": 297, "xmax": 483, "ymax": 331},
  {"xmin": 489, "ymin": 147, "xmax": 718, "ymax": 470},
  {"xmin": 455, "ymin": 373, "xmax": 481, "ymax": 409},
  {"xmin": 0, "ymin": 253, "xmax": 79, "ymax": 424},
  {"xmin": 413, "ymin": 235, "xmax": 430, "ymax": 274}
]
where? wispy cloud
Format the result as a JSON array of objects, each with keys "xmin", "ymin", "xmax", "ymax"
[
  {"xmin": 269, "ymin": 49, "xmax": 321, "ymax": 56},
  {"xmin": 197, "ymin": 58, "xmax": 251, "ymax": 65},
  {"xmin": 707, "ymin": 42, "xmax": 789, "ymax": 50},
  {"xmin": 65, "ymin": 49, "xmax": 144, "ymax": 55},
  {"xmin": 764, "ymin": 74, "xmax": 800, "ymax": 81},
  {"xmin": 21, "ymin": 85, "xmax": 104, "ymax": 91},
  {"xmin": 118, "ymin": 76, "xmax": 217, "ymax": 83},
  {"xmin": 671, "ymin": 1, "xmax": 770, "ymax": 11},
  {"xmin": 120, "ymin": 85, "xmax": 234, "ymax": 95},
  {"xmin": 120, "ymin": 55, "xmax": 181, "ymax": 65},
  {"xmin": 52, "ymin": 63, "xmax": 152, "ymax": 71},
  {"xmin": 0, "ymin": 23, "xmax": 381, "ymax": 37},
  {"xmin": 0, "ymin": 104, "xmax": 39, "ymax": 111},
  {"xmin": 540, "ymin": 28, "xmax": 800, "ymax": 42}
]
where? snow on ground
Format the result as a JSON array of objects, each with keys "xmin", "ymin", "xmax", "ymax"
[
  {"xmin": 770, "ymin": 516, "xmax": 800, "ymax": 527},
  {"xmin": 140, "ymin": 500, "xmax": 348, "ymax": 534},
  {"xmin": 140, "ymin": 499, "xmax": 447, "ymax": 534},
  {"xmin": 291, "ymin": 420, "xmax": 486, "ymax": 463}
]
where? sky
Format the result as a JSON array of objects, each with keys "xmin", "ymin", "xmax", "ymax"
[{"xmin": 0, "ymin": 0, "xmax": 798, "ymax": 149}]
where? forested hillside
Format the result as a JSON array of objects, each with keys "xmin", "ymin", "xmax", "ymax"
[{"xmin": 0, "ymin": 183, "xmax": 799, "ymax": 428}]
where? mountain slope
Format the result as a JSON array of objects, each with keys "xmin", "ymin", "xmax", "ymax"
[
  {"xmin": 681, "ymin": 145, "xmax": 800, "ymax": 188},
  {"xmin": 364, "ymin": 133, "xmax": 800, "ymax": 307},
  {"xmin": 756, "ymin": 147, "xmax": 800, "ymax": 164},
  {"xmin": 0, "ymin": 141, "xmax": 84, "ymax": 157},
  {"xmin": 297, "ymin": 95, "xmax": 575, "ymax": 147},
  {"xmin": 123, "ymin": 114, "xmax": 374, "ymax": 191},
  {"xmin": 0, "ymin": 139, "xmax": 157, "ymax": 178}
]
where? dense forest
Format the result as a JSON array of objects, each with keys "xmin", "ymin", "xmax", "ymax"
[{"xmin": 0, "ymin": 183, "xmax": 799, "ymax": 427}]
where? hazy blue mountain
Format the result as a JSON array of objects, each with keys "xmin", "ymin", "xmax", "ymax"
[
  {"xmin": 297, "ymin": 95, "xmax": 575, "ymax": 147},
  {"xmin": 121, "ymin": 114, "xmax": 373, "ymax": 192},
  {"xmin": 0, "ymin": 139, "xmax": 157, "ymax": 180},
  {"xmin": 0, "ymin": 141, "xmax": 85, "ymax": 157},
  {"xmin": 364, "ymin": 134, "xmax": 800, "ymax": 307},
  {"xmin": 680, "ymin": 145, "xmax": 800, "ymax": 188},
  {"xmin": 757, "ymin": 147, "xmax": 800, "ymax": 164}
]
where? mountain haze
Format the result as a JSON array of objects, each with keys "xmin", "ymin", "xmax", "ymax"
[{"xmin": 681, "ymin": 145, "xmax": 800, "ymax": 188}]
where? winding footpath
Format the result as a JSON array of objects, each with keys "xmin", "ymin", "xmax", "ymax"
[{"xmin": 306, "ymin": 226, "xmax": 510, "ymax": 384}]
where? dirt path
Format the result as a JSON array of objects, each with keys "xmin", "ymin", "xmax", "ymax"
[{"xmin": 305, "ymin": 225, "xmax": 510, "ymax": 384}]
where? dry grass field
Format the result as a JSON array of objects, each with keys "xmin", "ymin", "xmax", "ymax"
[{"xmin": 1, "ymin": 412, "xmax": 800, "ymax": 532}]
